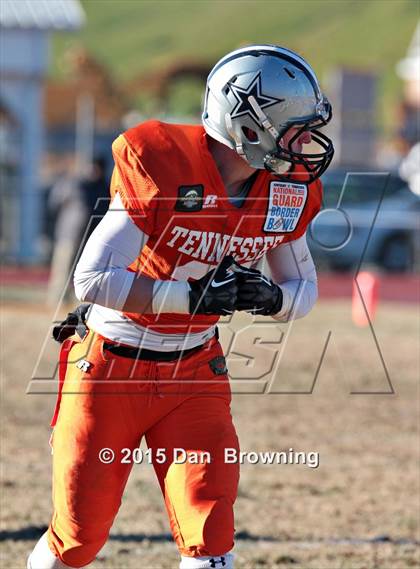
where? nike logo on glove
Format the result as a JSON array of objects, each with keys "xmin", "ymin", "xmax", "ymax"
[{"xmin": 211, "ymin": 277, "xmax": 236, "ymax": 288}]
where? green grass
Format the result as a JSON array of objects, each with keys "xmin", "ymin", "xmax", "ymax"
[{"xmin": 51, "ymin": 0, "xmax": 419, "ymax": 129}]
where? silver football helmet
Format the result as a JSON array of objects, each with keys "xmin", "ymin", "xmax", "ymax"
[{"xmin": 202, "ymin": 44, "xmax": 334, "ymax": 182}]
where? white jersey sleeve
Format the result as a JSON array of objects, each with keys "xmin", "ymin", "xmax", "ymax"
[
  {"xmin": 266, "ymin": 233, "xmax": 318, "ymax": 322},
  {"xmin": 73, "ymin": 193, "xmax": 148, "ymax": 310}
]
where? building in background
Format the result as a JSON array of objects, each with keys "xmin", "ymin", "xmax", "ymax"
[
  {"xmin": 43, "ymin": 47, "xmax": 128, "ymax": 183},
  {"xmin": 0, "ymin": 0, "xmax": 84, "ymax": 263},
  {"xmin": 326, "ymin": 68, "xmax": 377, "ymax": 168}
]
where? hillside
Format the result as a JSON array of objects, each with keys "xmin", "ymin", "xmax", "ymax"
[{"xmin": 51, "ymin": 0, "xmax": 419, "ymax": 129}]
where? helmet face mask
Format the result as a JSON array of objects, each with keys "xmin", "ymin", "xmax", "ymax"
[
  {"xmin": 265, "ymin": 100, "xmax": 334, "ymax": 182},
  {"xmin": 202, "ymin": 44, "xmax": 334, "ymax": 183}
]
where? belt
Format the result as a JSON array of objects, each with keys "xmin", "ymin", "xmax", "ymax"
[
  {"xmin": 103, "ymin": 340, "xmax": 203, "ymax": 362},
  {"xmin": 102, "ymin": 327, "xmax": 219, "ymax": 362}
]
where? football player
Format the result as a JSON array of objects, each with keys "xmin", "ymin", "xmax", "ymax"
[{"xmin": 28, "ymin": 44, "xmax": 333, "ymax": 569}]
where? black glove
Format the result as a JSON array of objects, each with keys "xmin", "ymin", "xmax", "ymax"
[
  {"xmin": 234, "ymin": 264, "xmax": 283, "ymax": 316},
  {"xmin": 188, "ymin": 256, "xmax": 238, "ymax": 315},
  {"xmin": 52, "ymin": 303, "xmax": 91, "ymax": 343}
]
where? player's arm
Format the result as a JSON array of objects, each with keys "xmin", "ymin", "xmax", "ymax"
[
  {"xmin": 73, "ymin": 192, "xmax": 156, "ymax": 312},
  {"xmin": 73, "ymin": 193, "xmax": 237, "ymax": 315},
  {"xmin": 265, "ymin": 233, "xmax": 318, "ymax": 322},
  {"xmin": 235, "ymin": 233, "xmax": 318, "ymax": 322}
]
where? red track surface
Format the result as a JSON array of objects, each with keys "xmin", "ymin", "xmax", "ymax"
[
  {"xmin": 1, "ymin": 267, "xmax": 419, "ymax": 303},
  {"xmin": 1, "ymin": 266, "xmax": 50, "ymax": 285},
  {"xmin": 318, "ymin": 273, "xmax": 419, "ymax": 304}
]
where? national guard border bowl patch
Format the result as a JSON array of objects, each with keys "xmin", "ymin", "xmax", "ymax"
[
  {"xmin": 175, "ymin": 185, "xmax": 204, "ymax": 212},
  {"xmin": 209, "ymin": 355, "xmax": 228, "ymax": 376},
  {"xmin": 264, "ymin": 180, "xmax": 308, "ymax": 233}
]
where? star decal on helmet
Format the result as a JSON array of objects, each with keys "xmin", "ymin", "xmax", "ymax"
[{"xmin": 229, "ymin": 72, "xmax": 284, "ymax": 126}]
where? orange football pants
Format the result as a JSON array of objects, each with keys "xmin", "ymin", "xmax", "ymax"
[{"xmin": 47, "ymin": 330, "xmax": 240, "ymax": 567}]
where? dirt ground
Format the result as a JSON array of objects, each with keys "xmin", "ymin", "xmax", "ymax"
[{"xmin": 1, "ymin": 300, "xmax": 419, "ymax": 569}]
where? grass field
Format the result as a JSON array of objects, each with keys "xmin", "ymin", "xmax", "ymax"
[
  {"xmin": 1, "ymin": 299, "xmax": 419, "ymax": 568},
  {"xmin": 51, "ymin": 0, "xmax": 419, "ymax": 128}
]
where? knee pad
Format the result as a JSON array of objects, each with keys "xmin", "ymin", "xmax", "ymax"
[
  {"xmin": 27, "ymin": 532, "xmax": 76, "ymax": 569},
  {"xmin": 180, "ymin": 552, "xmax": 234, "ymax": 568}
]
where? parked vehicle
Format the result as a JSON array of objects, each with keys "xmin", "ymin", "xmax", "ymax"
[{"xmin": 307, "ymin": 169, "xmax": 419, "ymax": 272}]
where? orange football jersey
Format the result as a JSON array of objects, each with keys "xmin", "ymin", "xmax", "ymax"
[{"xmin": 110, "ymin": 120, "xmax": 323, "ymax": 334}]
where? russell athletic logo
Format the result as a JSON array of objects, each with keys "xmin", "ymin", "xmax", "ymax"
[
  {"xmin": 76, "ymin": 359, "xmax": 92, "ymax": 372},
  {"xmin": 203, "ymin": 194, "xmax": 218, "ymax": 208}
]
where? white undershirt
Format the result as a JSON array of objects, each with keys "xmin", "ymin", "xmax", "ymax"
[
  {"xmin": 74, "ymin": 194, "xmax": 318, "ymax": 348},
  {"xmin": 266, "ymin": 234, "xmax": 318, "ymax": 323},
  {"xmin": 74, "ymin": 193, "xmax": 144, "ymax": 311}
]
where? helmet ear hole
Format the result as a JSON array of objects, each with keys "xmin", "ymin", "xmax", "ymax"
[{"xmin": 241, "ymin": 126, "xmax": 259, "ymax": 143}]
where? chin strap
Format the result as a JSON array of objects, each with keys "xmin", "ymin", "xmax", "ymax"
[
  {"xmin": 227, "ymin": 96, "xmax": 290, "ymax": 175},
  {"xmin": 247, "ymin": 95, "xmax": 293, "ymax": 175},
  {"xmin": 248, "ymin": 95, "xmax": 280, "ymax": 139},
  {"xmin": 225, "ymin": 113, "xmax": 246, "ymax": 159}
]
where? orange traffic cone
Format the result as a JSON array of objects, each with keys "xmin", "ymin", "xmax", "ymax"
[{"xmin": 352, "ymin": 272, "xmax": 380, "ymax": 327}]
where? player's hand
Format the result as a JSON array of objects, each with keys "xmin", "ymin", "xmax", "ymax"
[
  {"xmin": 52, "ymin": 303, "xmax": 91, "ymax": 343},
  {"xmin": 188, "ymin": 256, "xmax": 238, "ymax": 315},
  {"xmin": 234, "ymin": 265, "xmax": 283, "ymax": 315}
]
